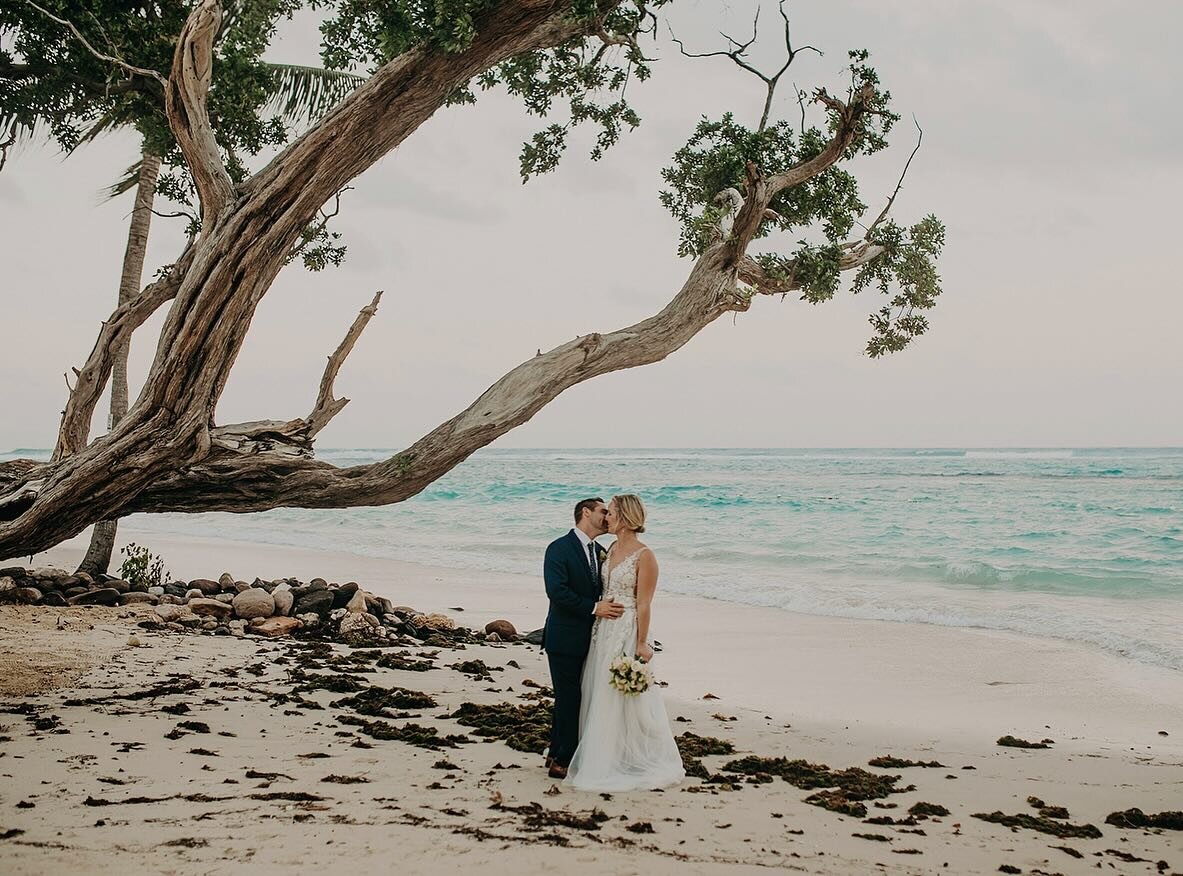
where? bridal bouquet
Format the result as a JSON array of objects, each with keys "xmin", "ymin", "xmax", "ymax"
[{"xmin": 608, "ymin": 653, "xmax": 652, "ymax": 696}]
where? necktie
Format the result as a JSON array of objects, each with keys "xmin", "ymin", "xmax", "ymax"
[{"xmin": 587, "ymin": 542, "xmax": 597, "ymax": 578}]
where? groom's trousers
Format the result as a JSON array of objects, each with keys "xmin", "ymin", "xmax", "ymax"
[{"xmin": 546, "ymin": 650, "xmax": 586, "ymax": 767}]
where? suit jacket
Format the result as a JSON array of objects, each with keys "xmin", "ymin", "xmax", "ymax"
[{"xmin": 542, "ymin": 529, "xmax": 605, "ymax": 657}]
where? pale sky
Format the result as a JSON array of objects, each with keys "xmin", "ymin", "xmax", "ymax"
[{"xmin": 2, "ymin": 0, "xmax": 1180, "ymax": 451}]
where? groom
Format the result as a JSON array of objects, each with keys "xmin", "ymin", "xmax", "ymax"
[{"xmin": 541, "ymin": 497, "xmax": 624, "ymax": 780}]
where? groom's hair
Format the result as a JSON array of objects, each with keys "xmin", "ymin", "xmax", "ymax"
[{"xmin": 573, "ymin": 497, "xmax": 604, "ymax": 525}]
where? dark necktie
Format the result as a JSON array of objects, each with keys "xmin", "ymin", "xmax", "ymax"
[{"xmin": 587, "ymin": 542, "xmax": 597, "ymax": 578}]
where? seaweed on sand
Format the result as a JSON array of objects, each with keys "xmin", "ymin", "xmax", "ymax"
[
  {"xmin": 675, "ymin": 732, "xmax": 736, "ymax": 781},
  {"xmin": 996, "ymin": 735, "xmax": 1052, "ymax": 749},
  {"xmin": 450, "ymin": 701, "xmax": 552, "ymax": 754},
  {"xmin": 1105, "ymin": 808, "xmax": 1183, "ymax": 830},
  {"xmin": 723, "ymin": 755, "xmax": 909, "ymax": 818},
  {"xmin": 676, "ymin": 732, "xmax": 735, "ymax": 758},
  {"xmin": 492, "ymin": 800, "xmax": 610, "ymax": 832},
  {"xmin": 331, "ymin": 685, "xmax": 437, "ymax": 717},
  {"xmin": 374, "ymin": 651, "xmax": 437, "ymax": 672},
  {"xmin": 868, "ymin": 756, "xmax": 945, "ymax": 768},
  {"xmin": 290, "ymin": 669, "xmax": 368, "ymax": 694},
  {"xmin": 909, "ymin": 802, "xmax": 950, "ymax": 819},
  {"xmin": 337, "ymin": 715, "xmax": 470, "ymax": 749},
  {"xmin": 972, "ymin": 810, "xmax": 1102, "ymax": 839}
]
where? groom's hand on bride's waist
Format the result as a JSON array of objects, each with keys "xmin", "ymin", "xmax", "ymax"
[{"xmin": 593, "ymin": 599, "xmax": 625, "ymax": 619}]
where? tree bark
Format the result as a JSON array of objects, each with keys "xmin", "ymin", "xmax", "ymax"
[
  {"xmin": 76, "ymin": 150, "xmax": 161, "ymax": 577},
  {"xmin": 0, "ymin": 0, "xmax": 889, "ymax": 562}
]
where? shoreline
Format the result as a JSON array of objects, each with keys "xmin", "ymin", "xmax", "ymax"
[
  {"xmin": 1, "ymin": 528, "xmax": 1180, "ymax": 874},
  {"xmin": 32, "ymin": 527, "xmax": 1183, "ymax": 743}
]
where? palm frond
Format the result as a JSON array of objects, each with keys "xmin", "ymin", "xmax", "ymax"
[
  {"xmin": 263, "ymin": 63, "xmax": 364, "ymax": 131},
  {"xmin": 105, "ymin": 158, "xmax": 143, "ymax": 199}
]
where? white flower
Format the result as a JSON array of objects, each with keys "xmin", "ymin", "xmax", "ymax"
[{"xmin": 608, "ymin": 653, "xmax": 653, "ymax": 696}]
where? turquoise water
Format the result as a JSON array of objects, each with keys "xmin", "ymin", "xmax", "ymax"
[{"xmin": 7, "ymin": 447, "xmax": 1182, "ymax": 669}]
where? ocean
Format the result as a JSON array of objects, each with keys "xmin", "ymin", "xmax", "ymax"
[{"xmin": 6, "ymin": 447, "xmax": 1182, "ymax": 670}]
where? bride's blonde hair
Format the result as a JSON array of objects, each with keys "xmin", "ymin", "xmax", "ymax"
[{"xmin": 612, "ymin": 494, "xmax": 646, "ymax": 533}]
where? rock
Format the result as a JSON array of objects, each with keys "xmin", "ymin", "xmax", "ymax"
[
  {"xmin": 271, "ymin": 583, "xmax": 294, "ymax": 617},
  {"xmin": 127, "ymin": 635, "xmax": 142, "ymax": 647},
  {"xmin": 158, "ymin": 594, "xmax": 184, "ymax": 605},
  {"xmin": 107, "ymin": 579, "xmax": 131, "ymax": 594},
  {"xmin": 148, "ymin": 586, "xmax": 165, "ymax": 596},
  {"xmin": 214, "ymin": 593, "xmax": 235, "ymax": 604},
  {"xmin": 127, "ymin": 580, "xmax": 148, "ymax": 594},
  {"xmin": 201, "ymin": 618, "xmax": 218, "ymax": 630},
  {"xmin": 484, "ymin": 619, "xmax": 518, "ymax": 640},
  {"xmin": 188, "ymin": 598, "xmax": 233, "ymax": 619},
  {"xmin": 64, "ymin": 586, "xmax": 89, "ymax": 598},
  {"xmin": 188, "ymin": 579, "xmax": 221, "ymax": 596},
  {"xmin": 154, "ymin": 604, "xmax": 188, "ymax": 623},
  {"xmin": 250, "ymin": 616, "xmax": 303, "ymax": 638},
  {"xmin": 331, "ymin": 582, "xmax": 359, "ymax": 610},
  {"xmin": 184, "ymin": 589, "xmax": 204, "ymax": 601},
  {"xmin": 345, "ymin": 590, "xmax": 368, "ymax": 613},
  {"xmin": 1, "ymin": 586, "xmax": 42, "ymax": 604},
  {"xmin": 57, "ymin": 575, "xmax": 83, "ymax": 591},
  {"xmin": 137, "ymin": 615, "xmax": 163, "ymax": 629},
  {"xmin": 309, "ymin": 577, "xmax": 328, "ymax": 589},
  {"xmin": 218, "ymin": 572, "xmax": 236, "ymax": 591},
  {"xmin": 522, "ymin": 628, "xmax": 545, "ymax": 646},
  {"xmin": 329, "ymin": 608, "xmax": 347, "ymax": 622},
  {"xmin": 295, "ymin": 612, "xmax": 320, "ymax": 627},
  {"xmin": 75, "ymin": 572, "xmax": 96, "ymax": 585},
  {"xmin": 234, "ymin": 580, "xmax": 251, "ymax": 593},
  {"xmin": 414, "ymin": 613, "xmax": 456, "ymax": 631},
  {"xmin": 0, "ymin": 576, "xmax": 14, "ymax": 592},
  {"xmin": 339, "ymin": 612, "xmax": 379, "ymax": 637},
  {"xmin": 212, "ymin": 626, "xmax": 230, "ymax": 636},
  {"xmin": 366, "ymin": 595, "xmax": 392, "ymax": 617},
  {"xmin": 248, "ymin": 617, "xmax": 268, "ymax": 628},
  {"xmin": 119, "ymin": 592, "xmax": 158, "ymax": 606},
  {"xmin": 164, "ymin": 582, "xmax": 189, "ymax": 597},
  {"xmin": 293, "ymin": 589, "xmax": 334, "ymax": 618},
  {"xmin": 486, "ymin": 632, "xmax": 502, "ymax": 642},
  {"xmin": 68, "ymin": 587, "xmax": 120, "ymax": 606},
  {"xmin": 392, "ymin": 605, "xmax": 418, "ymax": 618},
  {"xmin": 41, "ymin": 592, "xmax": 67, "ymax": 607},
  {"xmin": 26, "ymin": 566, "xmax": 70, "ymax": 580}
]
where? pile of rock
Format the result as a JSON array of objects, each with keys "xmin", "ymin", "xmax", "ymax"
[{"xmin": 1, "ymin": 565, "xmax": 522, "ymax": 645}]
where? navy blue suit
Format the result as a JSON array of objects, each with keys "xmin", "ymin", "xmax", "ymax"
[{"xmin": 542, "ymin": 529, "xmax": 603, "ymax": 766}]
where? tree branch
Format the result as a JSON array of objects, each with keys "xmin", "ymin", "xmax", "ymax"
[
  {"xmin": 21, "ymin": 0, "xmax": 167, "ymax": 88},
  {"xmin": 164, "ymin": 0, "xmax": 233, "ymax": 228},
  {"xmin": 52, "ymin": 247, "xmax": 195, "ymax": 461},
  {"xmin": 864, "ymin": 116, "xmax": 923, "ymax": 238},
  {"xmin": 306, "ymin": 290, "xmax": 382, "ymax": 438}
]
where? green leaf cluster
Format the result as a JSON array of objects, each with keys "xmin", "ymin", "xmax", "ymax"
[{"xmin": 118, "ymin": 541, "xmax": 169, "ymax": 589}]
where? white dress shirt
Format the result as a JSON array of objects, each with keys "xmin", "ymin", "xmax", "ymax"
[{"xmin": 573, "ymin": 528, "xmax": 599, "ymax": 614}]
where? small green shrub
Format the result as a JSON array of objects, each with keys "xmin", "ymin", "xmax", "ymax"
[{"xmin": 119, "ymin": 542, "xmax": 169, "ymax": 589}]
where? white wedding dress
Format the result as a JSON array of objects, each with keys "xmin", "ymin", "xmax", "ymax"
[{"xmin": 564, "ymin": 547, "xmax": 685, "ymax": 792}]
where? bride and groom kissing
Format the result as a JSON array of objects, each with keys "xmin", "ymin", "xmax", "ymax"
[{"xmin": 541, "ymin": 495, "xmax": 685, "ymax": 792}]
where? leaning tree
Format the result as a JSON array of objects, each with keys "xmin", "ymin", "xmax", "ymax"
[
  {"xmin": 0, "ymin": 0, "xmax": 944, "ymax": 561},
  {"xmin": 1, "ymin": 0, "xmax": 363, "ymax": 572}
]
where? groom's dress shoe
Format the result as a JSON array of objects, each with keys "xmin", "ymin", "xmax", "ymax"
[
  {"xmin": 547, "ymin": 764, "xmax": 568, "ymax": 780},
  {"xmin": 544, "ymin": 756, "xmax": 554, "ymax": 769}
]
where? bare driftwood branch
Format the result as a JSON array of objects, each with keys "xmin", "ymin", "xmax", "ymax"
[
  {"xmin": 164, "ymin": 0, "xmax": 233, "ymax": 227},
  {"xmin": 669, "ymin": 1, "xmax": 821, "ymax": 132},
  {"xmin": 307, "ymin": 290, "xmax": 383, "ymax": 438}
]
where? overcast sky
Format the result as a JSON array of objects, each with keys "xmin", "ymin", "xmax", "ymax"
[{"xmin": 2, "ymin": 0, "xmax": 1180, "ymax": 451}]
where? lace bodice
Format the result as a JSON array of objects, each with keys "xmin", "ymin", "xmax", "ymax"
[{"xmin": 601, "ymin": 547, "xmax": 646, "ymax": 607}]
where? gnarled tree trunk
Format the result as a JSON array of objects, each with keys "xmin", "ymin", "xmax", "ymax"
[
  {"xmin": 0, "ymin": 0, "xmax": 893, "ymax": 562},
  {"xmin": 76, "ymin": 149, "xmax": 161, "ymax": 577}
]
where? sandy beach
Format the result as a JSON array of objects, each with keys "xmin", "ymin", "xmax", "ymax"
[{"xmin": 1, "ymin": 528, "xmax": 1180, "ymax": 875}]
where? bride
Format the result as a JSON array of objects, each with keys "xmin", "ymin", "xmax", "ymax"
[{"xmin": 565, "ymin": 494, "xmax": 685, "ymax": 792}]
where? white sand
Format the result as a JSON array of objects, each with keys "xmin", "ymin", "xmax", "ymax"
[{"xmin": 0, "ymin": 527, "xmax": 1178, "ymax": 874}]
